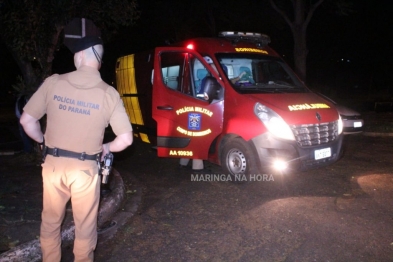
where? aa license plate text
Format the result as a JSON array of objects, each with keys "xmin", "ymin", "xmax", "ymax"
[{"xmin": 314, "ymin": 147, "xmax": 331, "ymax": 160}]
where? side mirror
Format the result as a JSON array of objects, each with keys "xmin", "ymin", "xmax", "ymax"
[{"xmin": 200, "ymin": 76, "xmax": 224, "ymax": 103}]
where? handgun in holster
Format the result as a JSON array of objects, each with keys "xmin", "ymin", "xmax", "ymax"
[{"xmin": 100, "ymin": 153, "xmax": 114, "ymax": 184}]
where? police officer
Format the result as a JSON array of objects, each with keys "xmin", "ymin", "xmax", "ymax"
[{"xmin": 20, "ymin": 36, "xmax": 133, "ymax": 262}]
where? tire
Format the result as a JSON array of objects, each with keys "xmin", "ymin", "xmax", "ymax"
[{"xmin": 221, "ymin": 137, "xmax": 260, "ymax": 180}]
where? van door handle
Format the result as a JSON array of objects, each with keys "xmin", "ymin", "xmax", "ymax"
[{"xmin": 157, "ymin": 105, "xmax": 173, "ymax": 110}]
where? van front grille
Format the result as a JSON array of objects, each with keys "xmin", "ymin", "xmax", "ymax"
[{"xmin": 290, "ymin": 121, "xmax": 339, "ymax": 147}]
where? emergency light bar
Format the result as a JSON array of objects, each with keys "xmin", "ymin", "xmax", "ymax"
[{"xmin": 218, "ymin": 31, "xmax": 271, "ymax": 48}]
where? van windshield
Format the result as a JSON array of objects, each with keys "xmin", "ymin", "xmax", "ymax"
[{"xmin": 215, "ymin": 53, "xmax": 309, "ymax": 94}]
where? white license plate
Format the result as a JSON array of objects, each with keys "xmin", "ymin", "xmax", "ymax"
[
  {"xmin": 354, "ymin": 121, "xmax": 362, "ymax": 128},
  {"xmin": 314, "ymin": 147, "xmax": 331, "ymax": 160}
]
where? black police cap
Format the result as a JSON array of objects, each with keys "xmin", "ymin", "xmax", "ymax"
[
  {"xmin": 63, "ymin": 18, "xmax": 103, "ymax": 53},
  {"xmin": 68, "ymin": 36, "xmax": 103, "ymax": 54}
]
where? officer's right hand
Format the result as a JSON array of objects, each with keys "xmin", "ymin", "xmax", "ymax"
[{"xmin": 101, "ymin": 143, "xmax": 110, "ymax": 161}]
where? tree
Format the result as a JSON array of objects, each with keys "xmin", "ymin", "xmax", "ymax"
[
  {"xmin": 0, "ymin": 0, "xmax": 140, "ymax": 94},
  {"xmin": 146, "ymin": 0, "xmax": 256, "ymax": 45},
  {"xmin": 268, "ymin": 0, "xmax": 355, "ymax": 81},
  {"xmin": 268, "ymin": 0, "xmax": 325, "ymax": 81}
]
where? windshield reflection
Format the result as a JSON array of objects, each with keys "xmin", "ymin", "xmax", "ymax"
[{"xmin": 215, "ymin": 53, "xmax": 309, "ymax": 94}]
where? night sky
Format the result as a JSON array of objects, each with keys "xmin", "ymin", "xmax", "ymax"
[{"xmin": 1, "ymin": 0, "xmax": 392, "ymax": 105}]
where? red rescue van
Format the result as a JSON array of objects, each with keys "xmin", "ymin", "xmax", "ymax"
[{"xmin": 115, "ymin": 31, "xmax": 344, "ymax": 175}]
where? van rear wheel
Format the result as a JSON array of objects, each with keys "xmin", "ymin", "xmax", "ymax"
[{"xmin": 221, "ymin": 138, "xmax": 259, "ymax": 179}]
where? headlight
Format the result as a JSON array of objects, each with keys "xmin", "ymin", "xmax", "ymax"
[
  {"xmin": 338, "ymin": 115, "xmax": 343, "ymax": 135},
  {"xmin": 254, "ymin": 102, "xmax": 295, "ymax": 140}
]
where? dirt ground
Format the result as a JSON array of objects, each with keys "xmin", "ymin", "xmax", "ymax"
[
  {"xmin": 1, "ymin": 108, "xmax": 393, "ymax": 261},
  {"xmin": 92, "ymin": 133, "xmax": 393, "ymax": 262}
]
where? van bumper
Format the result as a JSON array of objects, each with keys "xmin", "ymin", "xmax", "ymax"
[{"xmin": 251, "ymin": 133, "xmax": 344, "ymax": 172}]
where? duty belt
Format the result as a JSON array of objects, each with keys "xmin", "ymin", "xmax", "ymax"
[{"xmin": 44, "ymin": 147, "xmax": 101, "ymax": 161}]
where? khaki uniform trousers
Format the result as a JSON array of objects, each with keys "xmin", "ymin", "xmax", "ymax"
[{"xmin": 40, "ymin": 155, "xmax": 100, "ymax": 262}]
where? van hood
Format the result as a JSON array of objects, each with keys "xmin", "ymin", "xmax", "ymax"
[{"xmin": 248, "ymin": 92, "xmax": 339, "ymax": 125}]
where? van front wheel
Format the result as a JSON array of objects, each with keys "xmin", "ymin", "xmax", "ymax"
[{"xmin": 221, "ymin": 138, "xmax": 259, "ymax": 178}]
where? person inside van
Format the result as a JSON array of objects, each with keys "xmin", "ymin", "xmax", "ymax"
[
  {"xmin": 220, "ymin": 64, "xmax": 248, "ymax": 84},
  {"xmin": 197, "ymin": 57, "xmax": 245, "ymax": 99}
]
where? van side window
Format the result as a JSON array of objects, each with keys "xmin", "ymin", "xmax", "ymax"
[
  {"xmin": 194, "ymin": 68, "xmax": 208, "ymax": 94},
  {"xmin": 190, "ymin": 56, "xmax": 225, "ymax": 101},
  {"xmin": 160, "ymin": 52, "xmax": 210, "ymax": 101},
  {"xmin": 160, "ymin": 52, "xmax": 182, "ymax": 92}
]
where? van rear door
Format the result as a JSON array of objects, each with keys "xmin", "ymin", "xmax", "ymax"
[{"xmin": 152, "ymin": 47, "xmax": 224, "ymax": 160}]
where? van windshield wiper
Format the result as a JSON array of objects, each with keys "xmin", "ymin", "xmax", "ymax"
[
  {"xmin": 237, "ymin": 82, "xmax": 305, "ymax": 94},
  {"xmin": 238, "ymin": 81, "xmax": 294, "ymax": 89},
  {"xmin": 265, "ymin": 81, "xmax": 295, "ymax": 88}
]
